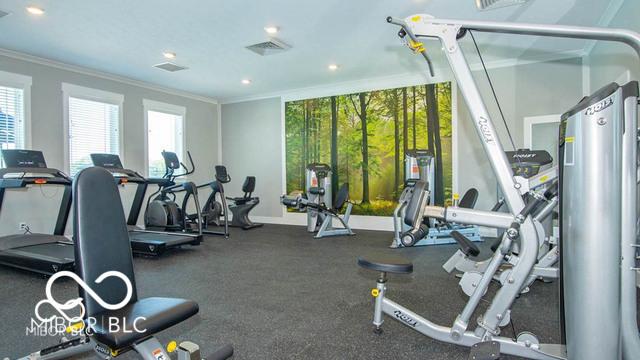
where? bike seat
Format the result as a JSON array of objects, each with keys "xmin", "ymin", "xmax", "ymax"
[
  {"xmin": 451, "ymin": 231, "xmax": 480, "ymax": 257},
  {"xmin": 357, "ymin": 253, "xmax": 413, "ymax": 274}
]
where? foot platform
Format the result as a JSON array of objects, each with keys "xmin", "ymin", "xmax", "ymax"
[
  {"xmin": 468, "ymin": 341, "xmax": 500, "ymax": 360},
  {"xmin": 357, "ymin": 253, "xmax": 413, "ymax": 274}
]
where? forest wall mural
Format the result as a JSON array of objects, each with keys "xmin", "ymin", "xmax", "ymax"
[{"xmin": 285, "ymin": 81, "xmax": 453, "ymax": 216}]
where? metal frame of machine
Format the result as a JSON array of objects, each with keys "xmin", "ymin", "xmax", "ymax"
[{"xmin": 357, "ymin": 14, "xmax": 640, "ymax": 360}]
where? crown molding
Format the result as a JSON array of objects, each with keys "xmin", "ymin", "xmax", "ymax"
[
  {"xmin": 0, "ymin": 47, "xmax": 218, "ymax": 104},
  {"xmin": 220, "ymin": 49, "xmax": 585, "ymax": 104}
]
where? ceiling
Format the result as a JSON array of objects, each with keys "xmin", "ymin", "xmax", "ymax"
[{"xmin": 0, "ymin": 0, "xmax": 623, "ymax": 102}]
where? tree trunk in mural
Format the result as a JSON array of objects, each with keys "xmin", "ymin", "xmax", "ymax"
[
  {"xmin": 350, "ymin": 93, "xmax": 371, "ymax": 204},
  {"xmin": 426, "ymin": 83, "xmax": 444, "ymax": 206},
  {"xmin": 302, "ymin": 101, "xmax": 309, "ymax": 190},
  {"xmin": 412, "ymin": 86, "xmax": 417, "ymax": 149},
  {"xmin": 402, "ymin": 88, "xmax": 408, "ymax": 181},
  {"xmin": 424, "ymin": 85, "xmax": 435, "ymax": 155},
  {"xmin": 330, "ymin": 96, "xmax": 339, "ymax": 197},
  {"xmin": 392, "ymin": 90, "xmax": 400, "ymax": 200}
]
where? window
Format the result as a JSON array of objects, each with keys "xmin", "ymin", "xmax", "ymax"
[
  {"xmin": 63, "ymin": 84, "xmax": 123, "ymax": 176},
  {"xmin": 144, "ymin": 100, "xmax": 185, "ymax": 178},
  {"xmin": 0, "ymin": 71, "xmax": 31, "ymax": 163}
]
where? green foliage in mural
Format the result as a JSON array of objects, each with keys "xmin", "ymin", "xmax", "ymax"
[{"xmin": 285, "ymin": 82, "xmax": 453, "ymax": 216}]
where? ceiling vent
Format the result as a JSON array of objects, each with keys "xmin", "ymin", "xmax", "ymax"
[
  {"xmin": 153, "ymin": 62, "xmax": 188, "ymax": 72},
  {"xmin": 476, "ymin": 0, "xmax": 529, "ymax": 11},
  {"xmin": 246, "ymin": 38, "xmax": 291, "ymax": 56},
  {"xmin": 0, "ymin": 10, "xmax": 11, "ymax": 19}
]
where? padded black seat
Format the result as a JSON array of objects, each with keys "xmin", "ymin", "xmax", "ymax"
[
  {"xmin": 92, "ymin": 297, "xmax": 199, "ymax": 349},
  {"xmin": 74, "ymin": 167, "xmax": 199, "ymax": 351},
  {"xmin": 357, "ymin": 253, "xmax": 413, "ymax": 274},
  {"xmin": 228, "ymin": 176, "xmax": 258, "ymax": 204},
  {"xmin": 451, "ymin": 230, "xmax": 480, "ymax": 257}
]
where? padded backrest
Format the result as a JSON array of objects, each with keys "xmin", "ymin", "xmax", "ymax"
[
  {"xmin": 215, "ymin": 165, "xmax": 230, "ymax": 183},
  {"xmin": 404, "ymin": 180, "xmax": 429, "ymax": 227},
  {"xmin": 333, "ymin": 183, "xmax": 349, "ymax": 210},
  {"xmin": 73, "ymin": 167, "xmax": 137, "ymax": 317},
  {"xmin": 242, "ymin": 176, "xmax": 256, "ymax": 194},
  {"xmin": 458, "ymin": 188, "xmax": 478, "ymax": 209}
]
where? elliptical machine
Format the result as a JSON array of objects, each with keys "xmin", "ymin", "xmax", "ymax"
[
  {"xmin": 144, "ymin": 151, "xmax": 203, "ymax": 235},
  {"xmin": 198, "ymin": 165, "xmax": 231, "ymax": 238}
]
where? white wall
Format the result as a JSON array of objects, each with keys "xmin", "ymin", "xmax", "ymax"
[
  {"xmin": 220, "ymin": 57, "xmax": 584, "ymax": 223},
  {"xmin": 458, "ymin": 57, "xmax": 583, "ymax": 210},
  {"xmin": 221, "ymin": 98, "xmax": 283, "ymax": 217},
  {"xmin": 586, "ymin": 0, "xmax": 640, "ymax": 90},
  {"xmin": 0, "ymin": 54, "xmax": 219, "ymax": 235}
]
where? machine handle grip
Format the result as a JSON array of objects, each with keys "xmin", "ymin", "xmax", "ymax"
[
  {"xmin": 386, "ymin": 16, "xmax": 435, "ymax": 76},
  {"xmin": 543, "ymin": 181, "xmax": 559, "ymax": 199},
  {"xmin": 519, "ymin": 198, "xmax": 542, "ymax": 218},
  {"xmin": 281, "ymin": 196, "xmax": 299, "ymax": 207}
]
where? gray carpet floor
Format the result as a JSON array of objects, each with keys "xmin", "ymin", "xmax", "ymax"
[{"xmin": 1, "ymin": 224, "xmax": 562, "ymax": 359}]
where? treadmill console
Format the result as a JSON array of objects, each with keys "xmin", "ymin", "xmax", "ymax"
[
  {"xmin": 91, "ymin": 153, "xmax": 124, "ymax": 169},
  {"xmin": 2, "ymin": 150, "xmax": 47, "ymax": 168},
  {"xmin": 162, "ymin": 151, "xmax": 181, "ymax": 170}
]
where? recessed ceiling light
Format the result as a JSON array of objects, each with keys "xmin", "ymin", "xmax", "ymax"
[
  {"xmin": 328, "ymin": 64, "xmax": 339, "ymax": 71},
  {"xmin": 264, "ymin": 26, "xmax": 279, "ymax": 35},
  {"xmin": 163, "ymin": 51, "xmax": 176, "ymax": 59},
  {"xmin": 241, "ymin": 79, "xmax": 252, "ymax": 85},
  {"xmin": 26, "ymin": 6, "xmax": 44, "ymax": 15}
]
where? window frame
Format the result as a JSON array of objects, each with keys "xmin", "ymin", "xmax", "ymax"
[
  {"xmin": 0, "ymin": 70, "xmax": 32, "ymax": 150},
  {"xmin": 62, "ymin": 83, "xmax": 124, "ymax": 175},
  {"xmin": 143, "ymin": 99, "xmax": 186, "ymax": 178}
]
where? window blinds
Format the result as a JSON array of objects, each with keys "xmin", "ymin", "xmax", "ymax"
[
  {"xmin": 68, "ymin": 96, "xmax": 119, "ymax": 176},
  {"xmin": 0, "ymin": 85, "xmax": 25, "ymax": 151}
]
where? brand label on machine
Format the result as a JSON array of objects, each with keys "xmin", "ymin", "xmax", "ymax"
[
  {"xmin": 477, "ymin": 117, "xmax": 494, "ymax": 143},
  {"xmin": 393, "ymin": 310, "xmax": 418, "ymax": 327},
  {"xmin": 585, "ymin": 97, "xmax": 614, "ymax": 116}
]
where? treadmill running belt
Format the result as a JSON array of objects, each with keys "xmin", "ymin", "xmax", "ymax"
[
  {"xmin": 0, "ymin": 242, "xmax": 74, "ymax": 275},
  {"xmin": 128, "ymin": 231, "xmax": 201, "ymax": 256}
]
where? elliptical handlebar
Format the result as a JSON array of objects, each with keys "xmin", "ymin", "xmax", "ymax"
[{"xmin": 179, "ymin": 151, "xmax": 196, "ymax": 177}]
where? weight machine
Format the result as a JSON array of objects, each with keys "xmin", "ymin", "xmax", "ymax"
[
  {"xmin": 357, "ymin": 14, "xmax": 640, "ymax": 360},
  {"xmin": 391, "ymin": 149, "xmax": 482, "ymax": 247},
  {"xmin": 281, "ymin": 163, "xmax": 354, "ymax": 238}
]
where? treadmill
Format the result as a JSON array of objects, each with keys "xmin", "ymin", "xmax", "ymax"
[
  {"xmin": 0, "ymin": 150, "xmax": 74, "ymax": 275},
  {"xmin": 90, "ymin": 154, "xmax": 203, "ymax": 256}
]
